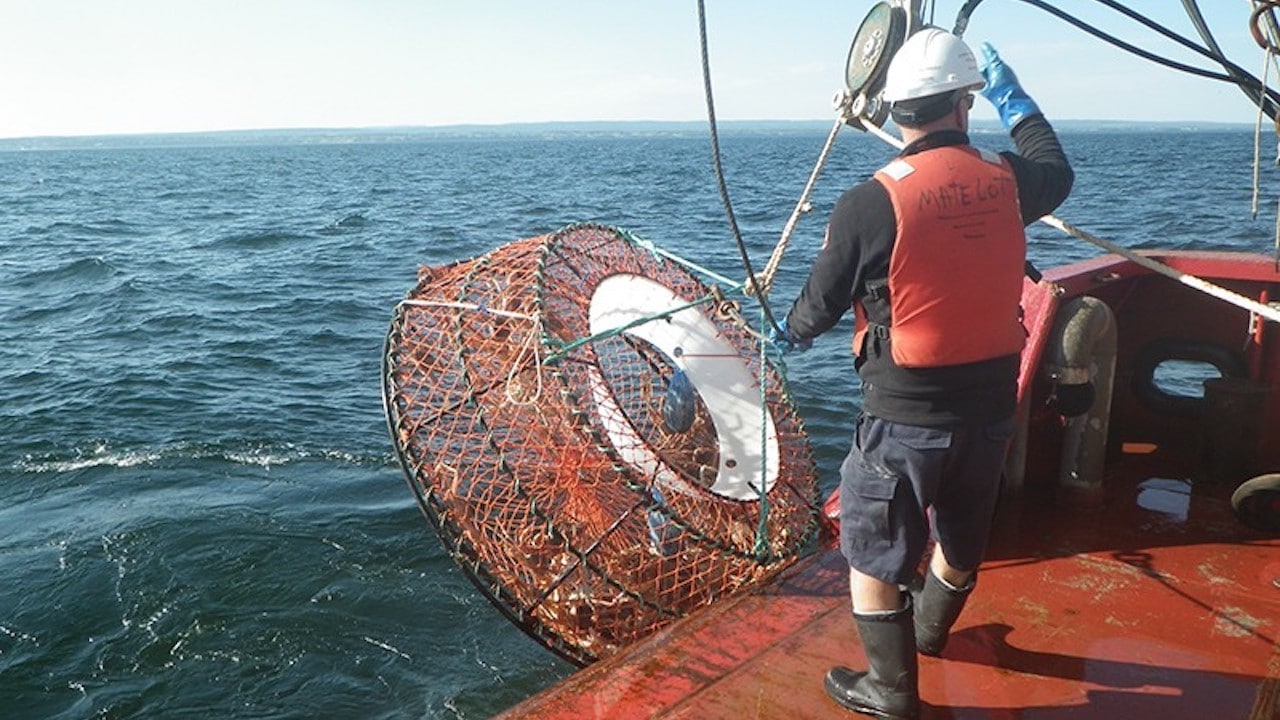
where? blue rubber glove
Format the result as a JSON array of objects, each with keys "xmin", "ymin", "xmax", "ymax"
[
  {"xmin": 978, "ymin": 42, "xmax": 1041, "ymax": 131},
  {"xmin": 768, "ymin": 317, "xmax": 812, "ymax": 355}
]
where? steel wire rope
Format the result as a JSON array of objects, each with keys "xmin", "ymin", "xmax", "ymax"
[
  {"xmin": 764, "ymin": 0, "xmax": 1280, "ymax": 305},
  {"xmin": 1180, "ymin": 0, "xmax": 1280, "ymax": 118},
  {"xmin": 957, "ymin": 0, "xmax": 1280, "ymax": 114},
  {"xmin": 1071, "ymin": 0, "xmax": 1280, "ymax": 264},
  {"xmin": 695, "ymin": 0, "xmax": 784, "ymax": 337},
  {"xmin": 1246, "ymin": 0, "xmax": 1280, "ymax": 266},
  {"xmin": 1113, "ymin": 0, "xmax": 1276, "ymax": 93},
  {"xmin": 1019, "ymin": 1, "xmax": 1261, "ymax": 84},
  {"xmin": 953, "ymin": 0, "xmax": 983, "ymax": 36},
  {"xmin": 696, "ymin": 0, "xmax": 817, "ymax": 561},
  {"xmin": 1051, "ymin": 0, "xmax": 1280, "ymax": 269}
]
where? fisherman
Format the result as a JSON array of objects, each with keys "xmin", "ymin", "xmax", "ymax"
[{"xmin": 772, "ymin": 29, "xmax": 1074, "ymax": 719}]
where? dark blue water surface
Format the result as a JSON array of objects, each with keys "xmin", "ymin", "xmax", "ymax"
[{"xmin": 1, "ymin": 124, "xmax": 1275, "ymax": 718}]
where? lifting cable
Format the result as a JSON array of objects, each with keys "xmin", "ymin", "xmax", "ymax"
[
  {"xmin": 960, "ymin": 0, "xmax": 1280, "ymax": 117},
  {"xmin": 695, "ymin": 0, "xmax": 784, "ymax": 336},
  {"xmin": 700, "ymin": 0, "xmax": 1280, "ymax": 327},
  {"xmin": 1181, "ymin": 0, "xmax": 1279, "ymax": 119},
  {"xmin": 1013, "ymin": 0, "xmax": 1280, "ymax": 270},
  {"xmin": 696, "ymin": 0, "xmax": 821, "ymax": 558},
  {"xmin": 1248, "ymin": 0, "xmax": 1280, "ymax": 267}
]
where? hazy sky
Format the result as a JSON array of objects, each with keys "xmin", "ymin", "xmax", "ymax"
[{"xmin": 0, "ymin": 1, "xmax": 1271, "ymax": 139}]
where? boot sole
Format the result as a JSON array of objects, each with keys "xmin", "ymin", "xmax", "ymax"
[{"xmin": 822, "ymin": 672, "xmax": 916, "ymax": 720}]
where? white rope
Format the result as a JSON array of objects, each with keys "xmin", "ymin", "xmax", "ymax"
[
  {"xmin": 1243, "ymin": 0, "xmax": 1280, "ymax": 265},
  {"xmin": 861, "ymin": 119, "xmax": 907, "ymax": 151},
  {"xmin": 398, "ymin": 299, "xmax": 537, "ymax": 322},
  {"xmin": 502, "ymin": 321, "xmax": 545, "ymax": 406},
  {"xmin": 1250, "ymin": 42, "xmax": 1267, "ymax": 218},
  {"xmin": 1267, "ymin": 9, "xmax": 1280, "ymax": 265},
  {"xmin": 860, "ymin": 118, "xmax": 1280, "ymax": 324},
  {"xmin": 1039, "ymin": 215, "xmax": 1280, "ymax": 324},
  {"xmin": 751, "ymin": 115, "xmax": 846, "ymax": 296}
]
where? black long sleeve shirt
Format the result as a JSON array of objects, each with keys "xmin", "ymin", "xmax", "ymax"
[{"xmin": 786, "ymin": 115, "xmax": 1074, "ymax": 426}]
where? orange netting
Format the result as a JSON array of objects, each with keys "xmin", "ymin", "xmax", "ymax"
[{"xmin": 382, "ymin": 224, "xmax": 819, "ymax": 665}]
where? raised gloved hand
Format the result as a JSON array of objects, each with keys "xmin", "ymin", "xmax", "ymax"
[
  {"xmin": 978, "ymin": 42, "xmax": 1041, "ymax": 131},
  {"xmin": 768, "ymin": 316, "xmax": 812, "ymax": 355}
]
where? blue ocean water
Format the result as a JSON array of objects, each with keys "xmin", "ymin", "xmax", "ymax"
[{"xmin": 1, "ymin": 124, "xmax": 1275, "ymax": 719}]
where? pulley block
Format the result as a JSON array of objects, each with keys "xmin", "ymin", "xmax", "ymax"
[{"xmin": 844, "ymin": 1, "xmax": 907, "ymax": 114}]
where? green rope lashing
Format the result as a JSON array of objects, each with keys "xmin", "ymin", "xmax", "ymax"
[
  {"xmin": 541, "ymin": 294, "xmax": 719, "ymax": 364},
  {"xmin": 753, "ymin": 302, "xmax": 773, "ymax": 563}
]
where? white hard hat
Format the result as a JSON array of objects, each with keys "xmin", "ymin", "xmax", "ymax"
[{"xmin": 881, "ymin": 27, "xmax": 984, "ymax": 102}]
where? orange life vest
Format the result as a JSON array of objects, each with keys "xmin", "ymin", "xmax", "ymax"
[{"xmin": 855, "ymin": 145, "xmax": 1027, "ymax": 367}]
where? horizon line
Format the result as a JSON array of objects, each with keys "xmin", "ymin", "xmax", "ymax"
[{"xmin": 0, "ymin": 117, "xmax": 1257, "ymax": 146}]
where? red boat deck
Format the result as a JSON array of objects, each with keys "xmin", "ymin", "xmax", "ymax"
[
  {"xmin": 500, "ymin": 446, "xmax": 1280, "ymax": 718},
  {"xmin": 497, "ymin": 252, "xmax": 1280, "ymax": 719}
]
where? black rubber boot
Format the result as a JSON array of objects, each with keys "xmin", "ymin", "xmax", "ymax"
[
  {"xmin": 824, "ymin": 600, "xmax": 919, "ymax": 719},
  {"xmin": 913, "ymin": 570, "xmax": 974, "ymax": 657}
]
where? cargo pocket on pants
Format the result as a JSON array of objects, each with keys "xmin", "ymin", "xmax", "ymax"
[{"xmin": 850, "ymin": 469, "xmax": 900, "ymax": 546}]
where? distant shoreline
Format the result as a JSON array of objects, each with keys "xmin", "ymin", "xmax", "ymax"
[{"xmin": 0, "ymin": 118, "xmax": 1258, "ymax": 151}]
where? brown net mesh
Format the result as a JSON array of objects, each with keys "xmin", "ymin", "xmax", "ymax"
[{"xmin": 382, "ymin": 224, "xmax": 819, "ymax": 665}]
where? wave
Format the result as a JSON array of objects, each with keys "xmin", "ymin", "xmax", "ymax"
[
  {"xmin": 211, "ymin": 229, "xmax": 313, "ymax": 249},
  {"xmin": 25, "ymin": 219, "xmax": 139, "ymax": 238},
  {"xmin": 11, "ymin": 441, "xmax": 395, "ymax": 475},
  {"xmin": 15, "ymin": 256, "xmax": 120, "ymax": 285},
  {"xmin": 318, "ymin": 213, "xmax": 370, "ymax": 235}
]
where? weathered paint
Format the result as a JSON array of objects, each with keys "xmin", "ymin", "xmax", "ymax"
[
  {"xmin": 501, "ymin": 464, "xmax": 1279, "ymax": 718},
  {"xmin": 497, "ymin": 252, "xmax": 1280, "ymax": 719}
]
